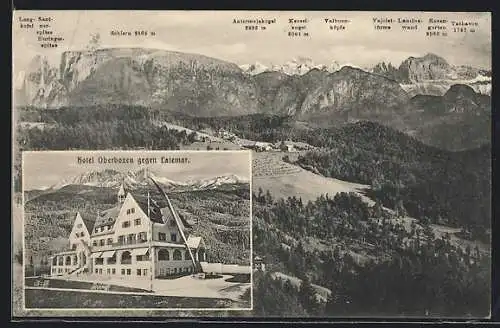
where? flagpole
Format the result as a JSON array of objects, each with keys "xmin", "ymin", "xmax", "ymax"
[{"xmin": 148, "ymin": 191, "xmax": 153, "ymax": 292}]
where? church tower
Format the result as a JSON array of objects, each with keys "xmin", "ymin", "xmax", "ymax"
[{"xmin": 118, "ymin": 183, "xmax": 126, "ymax": 204}]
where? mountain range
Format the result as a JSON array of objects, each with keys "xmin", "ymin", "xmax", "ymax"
[
  {"xmin": 15, "ymin": 48, "xmax": 491, "ymax": 150},
  {"xmin": 239, "ymin": 57, "xmax": 345, "ymax": 76},
  {"xmin": 33, "ymin": 168, "xmax": 249, "ymax": 193}
]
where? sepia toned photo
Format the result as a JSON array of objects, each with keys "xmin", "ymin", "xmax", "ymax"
[
  {"xmin": 20, "ymin": 151, "xmax": 252, "ymax": 311},
  {"xmin": 12, "ymin": 10, "xmax": 491, "ymax": 319}
]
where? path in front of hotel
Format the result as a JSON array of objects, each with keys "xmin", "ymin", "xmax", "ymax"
[{"xmin": 52, "ymin": 274, "xmax": 251, "ymax": 301}]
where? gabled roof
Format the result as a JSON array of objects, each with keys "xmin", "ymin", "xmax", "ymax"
[
  {"xmin": 133, "ymin": 193, "xmax": 191, "ymax": 229},
  {"xmin": 88, "ymin": 190, "xmax": 192, "ymax": 233},
  {"xmin": 135, "ymin": 198, "xmax": 164, "ymax": 224},
  {"xmin": 71, "ymin": 212, "xmax": 95, "ymax": 234},
  {"xmin": 94, "ymin": 205, "xmax": 120, "ymax": 229},
  {"xmin": 186, "ymin": 236, "xmax": 203, "ymax": 249}
]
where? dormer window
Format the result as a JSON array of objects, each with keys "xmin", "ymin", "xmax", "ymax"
[{"xmin": 170, "ymin": 233, "xmax": 177, "ymax": 242}]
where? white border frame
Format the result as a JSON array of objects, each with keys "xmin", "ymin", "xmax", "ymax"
[{"xmin": 19, "ymin": 149, "xmax": 253, "ymax": 313}]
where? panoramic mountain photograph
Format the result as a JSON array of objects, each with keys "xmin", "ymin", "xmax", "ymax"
[{"xmin": 12, "ymin": 11, "xmax": 491, "ymax": 318}]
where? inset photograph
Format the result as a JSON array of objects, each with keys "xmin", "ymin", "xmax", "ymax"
[{"xmin": 21, "ymin": 150, "xmax": 252, "ymax": 311}]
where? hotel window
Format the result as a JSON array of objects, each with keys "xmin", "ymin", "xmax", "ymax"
[
  {"xmin": 100, "ymin": 226, "xmax": 104, "ymax": 232},
  {"xmin": 58, "ymin": 257, "xmax": 63, "ymax": 265},
  {"xmin": 108, "ymin": 255, "xmax": 116, "ymax": 265},
  {"xmin": 118, "ymin": 235, "xmax": 124, "ymax": 245},
  {"xmin": 137, "ymin": 232, "xmax": 147, "ymax": 242},
  {"xmin": 122, "ymin": 221, "xmax": 130, "ymax": 228},
  {"xmin": 143, "ymin": 269, "xmax": 148, "ymax": 276},
  {"xmin": 107, "ymin": 238, "xmax": 113, "ymax": 245},
  {"xmin": 72, "ymin": 244, "xmax": 77, "ymax": 250},
  {"xmin": 134, "ymin": 218, "xmax": 141, "ymax": 226},
  {"xmin": 127, "ymin": 269, "xmax": 131, "ymax": 275},
  {"xmin": 158, "ymin": 232, "xmax": 166, "ymax": 241},
  {"xmin": 171, "ymin": 233, "xmax": 177, "ymax": 242},
  {"xmin": 100, "ymin": 239, "xmax": 105, "ymax": 246},
  {"xmin": 81, "ymin": 231, "xmax": 85, "ymax": 237},
  {"xmin": 95, "ymin": 269, "xmax": 98, "ymax": 274},
  {"xmin": 131, "ymin": 208, "xmax": 135, "ymax": 214},
  {"xmin": 99, "ymin": 269, "xmax": 103, "ymax": 274},
  {"xmin": 173, "ymin": 249, "xmax": 182, "ymax": 261},
  {"xmin": 158, "ymin": 249, "xmax": 169, "ymax": 261},
  {"xmin": 137, "ymin": 269, "xmax": 142, "ymax": 276},
  {"xmin": 95, "ymin": 228, "xmax": 99, "ymax": 233},
  {"xmin": 121, "ymin": 269, "xmax": 125, "ymax": 275},
  {"xmin": 92, "ymin": 240, "xmax": 97, "ymax": 246},
  {"xmin": 127, "ymin": 234, "xmax": 135, "ymax": 244},
  {"xmin": 112, "ymin": 268, "xmax": 116, "ymax": 275},
  {"xmin": 107, "ymin": 268, "xmax": 110, "ymax": 275},
  {"xmin": 95, "ymin": 258, "xmax": 104, "ymax": 265},
  {"xmin": 136, "ymin": 255, "xmax": 145, "ymax": 261},
  {"xmin": 121, "ymin": 251, "xmax": 132, "ymax": 264}
]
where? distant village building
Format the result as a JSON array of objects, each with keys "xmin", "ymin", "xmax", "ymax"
[
  {"xmin": 255, "ymin": 142, "xmax": 273, "ymax": 152},
  {"xmin": 49, "ymin": 184, "xmax": 206, "ymax": 279},
  {"xmin": 277, "ymin": 140, "xmax": 295, "ymax": 152},
  {"xmin": 217, "ymin": 129, "xmax": 237, "ymax": 141}
]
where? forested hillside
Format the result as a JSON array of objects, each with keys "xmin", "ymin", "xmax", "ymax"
[
  {"xmin": 252, "ymin": 192, "xmax": 489, "ymax": 317},
  {"xmin": 17, "ymin": 105, "xmax": 198, "ymax": 150},
  {"xmin": 293, "ymin": 122, "xmax": 490, "ymax": 241}
]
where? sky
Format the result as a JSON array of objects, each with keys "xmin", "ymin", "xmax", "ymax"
[
  {"xmin": 12, "ymin": 10, "xmax": 492, "ymax": 76},
  {"xmin": 22, "ymin": 151, "xmax": 251, "ymax": 190}
]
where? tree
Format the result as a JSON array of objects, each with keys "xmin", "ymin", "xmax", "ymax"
[
  {"xmin": 299, "ymin": 275, "xmax": 319, "ymax": 315},
  {"xmin": 265, "ymin": 190, "xmax": 273, "ymax": 205}
]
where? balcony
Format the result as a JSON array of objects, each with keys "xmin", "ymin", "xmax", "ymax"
[{"xmin": 91, "ymin": 239, "xmax": 149, "ymax": 252}]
